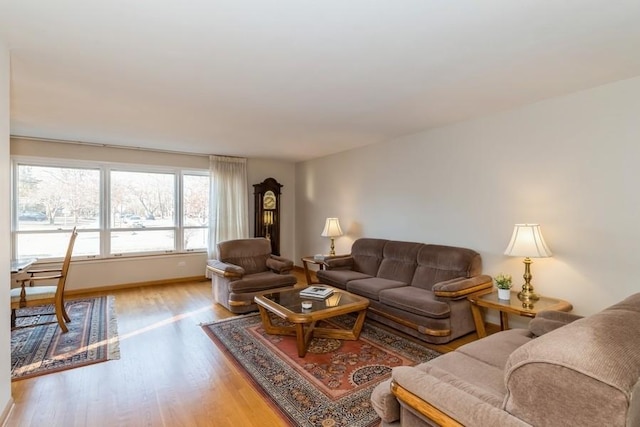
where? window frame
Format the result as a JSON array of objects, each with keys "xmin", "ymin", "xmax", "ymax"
[{"xmin": 11, "ymin": 156, "xmax": 210, "ymax": 262}]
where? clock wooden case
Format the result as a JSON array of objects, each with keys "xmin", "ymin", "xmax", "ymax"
[{"xmin": 253, "ymin": 177, "xmax": 282, "ymax": 255}]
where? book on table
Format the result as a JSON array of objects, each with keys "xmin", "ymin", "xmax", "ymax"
[{"xmin": 299, "ymin": 286, "xmax": 334, "ymax": 299}]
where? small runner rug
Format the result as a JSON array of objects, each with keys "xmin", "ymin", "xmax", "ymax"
[
  {"xmin": 202, "ymin": 313, "xmax": 440, "ymax": 427},
  {"xmin": 11, "ymin": 295, "xmax": 120, "ymax": 381}
]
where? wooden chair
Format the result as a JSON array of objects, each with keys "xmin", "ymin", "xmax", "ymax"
[{"xmin": 10, "ymin": 227, "xmax": 78, "ymax": 333}]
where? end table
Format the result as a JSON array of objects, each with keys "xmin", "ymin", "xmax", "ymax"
[
  {"xmin": 468, "ymin": 290, "xmax": 573, "ymax": 338},
  {"xmin": 300, "ymin": 256, "xmax": 327, "ymax": 285}
]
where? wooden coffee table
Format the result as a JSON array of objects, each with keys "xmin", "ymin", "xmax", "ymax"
[{"xmin": 254, "ymin": 287, "xmax": 370, "ymax": 357}]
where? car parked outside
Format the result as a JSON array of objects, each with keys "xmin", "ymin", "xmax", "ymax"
[
  {"xmin": 18, "ymin": 211, "xmax": 47, "ymax": 221},
  {"xmin": 126, "ymin": 215, "xmax": 145, "ymax": 228}
]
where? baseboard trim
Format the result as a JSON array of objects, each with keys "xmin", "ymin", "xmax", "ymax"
[
  {"xmin": 0, "ymin": 397, "xmax": 15, "ymax": 427},
  {"xmin": 65, "ymin": 276, "xmax": 208, "ymax": 297}
]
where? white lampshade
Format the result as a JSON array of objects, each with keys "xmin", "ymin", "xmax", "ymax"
[
  {"xmin": 504, "ymin": 224, "xmax": 552, "ymax": 258},
  {"xmin": 321, "ymin": 218, "xmax": 343, "ymax": 237}
]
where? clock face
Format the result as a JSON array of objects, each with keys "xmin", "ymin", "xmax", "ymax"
[{"xmin": 263, "ymin": 191, "xmax": 276, "ymax": 210}]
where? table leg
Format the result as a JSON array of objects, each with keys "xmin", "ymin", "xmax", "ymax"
[
  {"xmin": 500, "ymin": 312, "xmax": 510, "ymax": 330},
  {"xmin": 470, "ymin": 302, "xmax": 487, "ymax": 338},
  {"xmin": 257, "ymin": 306, "xmax": 276, "ymax": 333},
  {"xmin": 351, "ymin": 309, "xmax": 367, "ymax": 339},
  {"xmin": 296, "ymin": 323, "xmax": 310, "ymax": 357},
  {"xmin": 19, "ymin": 282, "xmax": 27, "ymax": 307},
  {"xmin": 302, "ymin": 259, "xmax": 313, "ymax": 285}
]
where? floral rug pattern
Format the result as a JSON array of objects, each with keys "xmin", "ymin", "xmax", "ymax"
[
  {"xmin": 203, "ymin": 313, "xmax": 440, "ymax": 426},
  {"xmin": 11, "ymin": 296, "xmax": 120, "ymax": 380}
]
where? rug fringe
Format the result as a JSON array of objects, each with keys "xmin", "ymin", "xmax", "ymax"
[
  {"xmin": 199, "ymin": 312, "xmax": 260, "ymax": 327},
  {"xmin": 107, "ymin": 295, "xmax": 121, "ymax": 360}
]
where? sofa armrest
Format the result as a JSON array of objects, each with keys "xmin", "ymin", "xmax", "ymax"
[
  {"xmin": 323, "ymin": 256, "xmax": 354, "ymax": 270},
  {"xmin": 371, "ymin": 379, "xmax": 400, "ymax": 424},
  {"xmin": 206, "ymin": 260, "xmax": 245, "ymax": 278},
  {"xmin": 529, "ymin": 310, "xmax": 583, "ymax": 337},
  {"xmin": 267, "ymin": 255, "xmax": 294, "ymax": 273},
  {"xmin": 432, "ymin": 275, "xmax": 493, "ymax": 298}
]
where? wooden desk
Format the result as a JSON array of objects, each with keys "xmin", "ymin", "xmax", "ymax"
[
  {"xmin": 468, "ymin": 290, "xmax": 573, "ymax": 338},
  {"xmin": 11, "ymin": 258, "xmax": 37, "ymax": 274},
  {"xmin": 11, "ymin": 259, "xmax": 37, "ymax": 307}
]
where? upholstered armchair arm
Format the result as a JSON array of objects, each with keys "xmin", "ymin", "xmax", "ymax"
[
  {"xmin": 267, "ymin": 255, "xmax": 294, "ymax": 274},
  {"xmin": 529, "ymin": 310, "xmax": 583, "ymax": 337},
  {"xmin": 432, "ymin": 274, "xmax": 493, "ymax": 298},
  {"xmin": 323, "ymin": 256, "xmax": 354, "ymax": 270},
  {"xmin": 206, "ymin": 260, "xmax": 245, "ymax": 279}
]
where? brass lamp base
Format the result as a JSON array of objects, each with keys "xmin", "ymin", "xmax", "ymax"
[
  {"xmin": 517, "ymin": 257, "xmax": 540, "ymax": 302},
  {"xmin": 517, "ymin": 287, "xmax": 539, "ymax": 301},
  {"xmin": 329, "ymin": 237, "xmax": 336, "ymax": 256}
]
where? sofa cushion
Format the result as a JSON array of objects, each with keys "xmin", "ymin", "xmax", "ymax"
[
  {"xmin": 399, "ymin": 351, "xmax": 508, "ymax": 408},
  {"xmin": 218, "ymin": 238, "xmax": 272, "ymax": 275},
  {"xmin": 410, "ymin": 244, "xmax": 482, "ymax": 291},
  {"xmin": 379, "ymin": 287, "xmax": 450, "ymax": 319},
  {"xmin": 228, "ymin": 271, "xmax": 297, "ymax": 293},
  {"xmin": 350, "ymin": 238, "xmax": 387, "ymax": 276},
  {"xmin": 376, "ymin": 241, "xmax": 422, "ymax": 284},
  {"xmin": 391, "ymin": 364, "xmax": 527, "ymax": 427},
  {"xmin": 347, "ymin": 277, "xmax": 407, "ymax": 301},
  {"xmin": 316, "ymin": 269, "xmax": 373, "ymax": 288},
  {"xmin": 456, "ymin": 328, "xmax": 533, "ymax": 369},
  {"xmin": 528, "ymin": 310, "xmax": 583, "ymax": 337}
]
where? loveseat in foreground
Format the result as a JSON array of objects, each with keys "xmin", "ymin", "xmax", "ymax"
[
  {"xmin": 372, "ymin": 292, "xmax": 640, "ymax": 426},
  {"xmin": 316, "ymin": 238, "xmax": 492, "ymax": 344}
]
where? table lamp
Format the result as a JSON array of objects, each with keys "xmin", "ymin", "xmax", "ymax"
[
  {"xmin": 504, "ymin": 224, "xmax": 552, "ymax": 301},
  {"xmin": 321, "ymin": 218, "xmax": 343, "ymax": 256}
]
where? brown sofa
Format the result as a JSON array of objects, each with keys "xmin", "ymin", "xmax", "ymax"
[
  {"xmin": 316, "ymin": 238, "xmax": 492, "ymax": 344},
  {"xmin": 206, "ymin": 238, "xmax": 297, "ymax": 314},
  {"xmin": 372, "ymin": 292, "xmax": 640, "ymax": 426}
]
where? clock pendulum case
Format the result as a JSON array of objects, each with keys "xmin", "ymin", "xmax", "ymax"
[{"xmin": 253, "ymin": 177, "xmax": 282, "ymax": 255}]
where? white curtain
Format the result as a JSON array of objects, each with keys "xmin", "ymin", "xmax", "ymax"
[{"xmin": 208, "ymin": 155, "xmax": 249, "ymax": 263}]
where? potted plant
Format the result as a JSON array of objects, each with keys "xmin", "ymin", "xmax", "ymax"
[{"xmin": 494, "ymin": 273, "xmax": 512, "ymax": 300}]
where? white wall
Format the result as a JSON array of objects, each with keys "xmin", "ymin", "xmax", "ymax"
[
  {"xmin": 10, "ymin": 139, "xmax": 297, "ymax": 291},
  {"xmin": 296, "ymin": 75, "xmax": 640, "ymax": 316},
  {"xmin": 0, "ymin": 39, "xmax": 13, "ymax": 419}
]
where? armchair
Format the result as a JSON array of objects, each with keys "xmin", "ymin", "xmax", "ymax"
[{"xmin": 206, "ymin": 238, "xmax": 298, "ymax": 314}]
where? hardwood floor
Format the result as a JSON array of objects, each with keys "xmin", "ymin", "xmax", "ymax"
[{"xmin": 7, "ymin": 272, "xmax": 491, "ymax": 426}]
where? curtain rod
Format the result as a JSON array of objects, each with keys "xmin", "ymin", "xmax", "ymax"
[{"xmin": 11, "ymin": 134, "xmax": 244, "ymax": 159}]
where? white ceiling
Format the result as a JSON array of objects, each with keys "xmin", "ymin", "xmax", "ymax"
[{"xmin": 2, "ymin": 1, "xmax": 640, "ymax": 162}]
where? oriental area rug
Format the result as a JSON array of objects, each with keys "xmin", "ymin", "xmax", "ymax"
[
  {"xmin": 202, "ymin": 313, "xmax": 440, "ymax": 427},
  {"xmin": 11, "ymin": 295, "xmax": 120, "ymax": 381}
]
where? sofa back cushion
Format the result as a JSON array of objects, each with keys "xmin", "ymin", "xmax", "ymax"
[
  {"xmin": 376, "ymin": 241, "xmax": 422, "ymax": 284},
  {"xmin": 410, "ymin": 244, "xmax": 482, "ymax": 290},
  {"xmin": 350, "ymin": 238, "xmax": 387, "ymax": 276},
  {"xmin": 504, "ymin": 292, "xmax": 640, "ymax": 427},
  {"xmin": 217, "ymin": 238, "xmax": 271, "ymax": 275}
]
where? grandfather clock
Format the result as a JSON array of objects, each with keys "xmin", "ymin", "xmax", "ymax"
[{"xmin": 253, "ymin": 177, "xmax": 282, "ymax": 255}]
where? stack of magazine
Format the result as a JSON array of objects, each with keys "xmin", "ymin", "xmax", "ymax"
[{"xmin": 299, "ymin": 286, "xmax": 334, "ymax": 299}]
